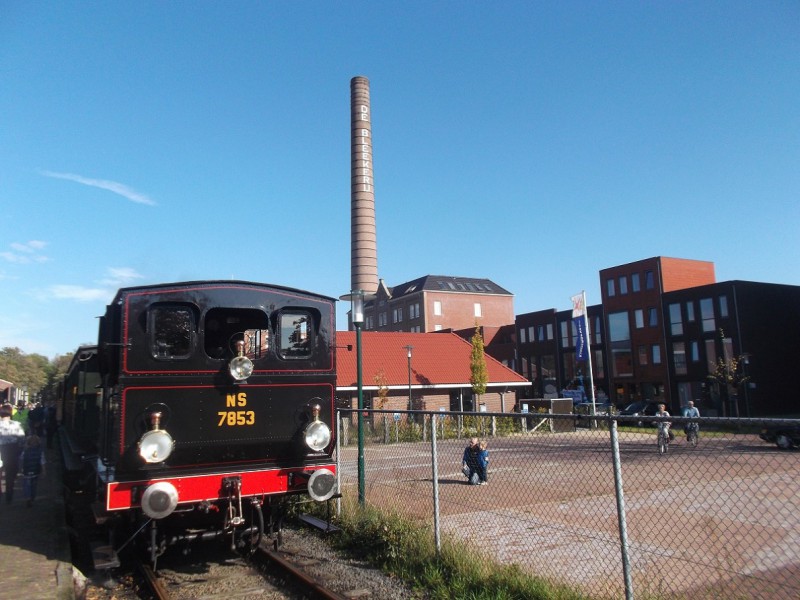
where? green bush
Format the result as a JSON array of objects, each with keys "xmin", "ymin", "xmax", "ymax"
[{"xmin": 328, "ymin": 500, "xmax": 589, "ymax": 600}]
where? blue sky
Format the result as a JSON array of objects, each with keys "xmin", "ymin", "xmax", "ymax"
[{"xmin": 1, "ymin": 2, "xmax": 798, "ymax": 359}]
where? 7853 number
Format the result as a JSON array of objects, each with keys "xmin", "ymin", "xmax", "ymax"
[{"xmin": 217, "ymin": 411, "xmax": 255, "ymax": 426}]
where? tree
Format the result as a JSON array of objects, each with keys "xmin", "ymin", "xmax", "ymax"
[
  {"xmin": 0, "ymin": 347, "xmax": 71, "ymax": 404},
  {"xmin": 707, "ymin": 329, "xmax": 749, "ymax": 417},
  {"xmin": 373, "ymin": 369, "xmax": 390, "ymax": 409},
  {"xmin": 470, "ymin": 323, "xmax": 488, "ymax": 405}
]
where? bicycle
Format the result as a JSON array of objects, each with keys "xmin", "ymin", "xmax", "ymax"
[
  {"xmin": 657, "ymin": 425, "xmax": 670, "ymax": 454},
  {"xmin": 686, "ymin": 422, "xmax": 699, "ymax": 447}
]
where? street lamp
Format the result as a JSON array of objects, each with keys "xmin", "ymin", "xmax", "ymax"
[
  {"xmin": 405, "ymin": 345, "xmax": 413, "ymax": 416},
  {"xmin": 340, "ymin": 290, "xmax": 366, "ymax": 506}
]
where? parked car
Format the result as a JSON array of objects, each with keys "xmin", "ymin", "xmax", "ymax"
[
  {"xmin": 618, "ymin": 400, "xmax": 662, "ymax": 426},
  {"xmin": 574, "ymin": 401, "xmax": 614, "ymax": 416},
  {"xmin": 759, "ymin": 425, "xmax": 800, "ymax": 450}
]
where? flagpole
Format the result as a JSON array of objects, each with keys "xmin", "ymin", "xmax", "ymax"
[{"xmin": 583, "ymin": 290, "xmax": 597, "ymax": 414}]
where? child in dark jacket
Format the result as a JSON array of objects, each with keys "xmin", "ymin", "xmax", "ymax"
[
  {"xmin": 477, "ymin": 440, "xmax": 489, "ymax": 485},
  {"xmin": 21, "ymin": 434, "xmax": 45, "ymax": 507}
]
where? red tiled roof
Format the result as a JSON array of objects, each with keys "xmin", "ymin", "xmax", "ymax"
[{"xmin": 336, "ymin": 331, "xmax": 528, "ymax": 391}]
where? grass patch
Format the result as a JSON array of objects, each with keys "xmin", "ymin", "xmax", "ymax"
[{"xmin": 317, "ymin": 498, "xmax": 589, "ymax": 600}]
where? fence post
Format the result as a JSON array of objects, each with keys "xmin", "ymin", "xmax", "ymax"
[
  {"xmin": 430, "ymin": 413, "xmax": 441, "ymax": 554},
  {"xmin": 335, "ymin": 410, "xmax": 342, "ymax": 517},
  {"xmin": 609, "ymin": 419, "xmax": 634, "ymax": 600}
]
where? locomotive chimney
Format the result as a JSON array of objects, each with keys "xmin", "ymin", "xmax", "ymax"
[{"xmin": 350, "ymin": 76, "xmax": 379, "ymax": 296}]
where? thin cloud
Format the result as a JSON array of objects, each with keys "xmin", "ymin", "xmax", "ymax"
[
  {"xmin": 45, "ymin": 267, "xmax": 146, "ymax": 303},
  {"xmin": 41, "ymin": 170, "xmax": 156, "ymax": 206},
  {"xmin": 99, "ymin": 267, "xmax": 145, "ymax": 287},
  {"xmin": 48, "ymin": 285, "xmax": 110, "ymax": 302},
  {"xmin": 1, "ymin": 241, "xmax": 49, "ymax": 264}
]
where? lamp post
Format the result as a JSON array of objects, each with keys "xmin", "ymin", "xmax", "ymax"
[
  {"xmin": 341, "ymin": 290, "xmax": 366, "ymax": 506},
  {"xmin": 405, "ymin": 345, "xmax": 413, "ymax": 416}
]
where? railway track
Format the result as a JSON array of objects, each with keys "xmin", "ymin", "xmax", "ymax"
[{"xmin": 118, "ymin": 529, "xmax": 384, "ymax": 600}]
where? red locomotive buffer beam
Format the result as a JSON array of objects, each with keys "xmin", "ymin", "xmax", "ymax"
[{"xmin": 106, "ymin": 465, "xmax": 337, "ymax": 511}]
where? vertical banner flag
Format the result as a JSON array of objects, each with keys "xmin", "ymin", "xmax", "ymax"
[{"xmin": 571, "ymin": 293, "xmax": 588, "ymax": 362}]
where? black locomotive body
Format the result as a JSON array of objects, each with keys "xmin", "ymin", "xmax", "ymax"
[{"xmin": 61, "ymin": 281, "xmax": 338, "ymax": 563}]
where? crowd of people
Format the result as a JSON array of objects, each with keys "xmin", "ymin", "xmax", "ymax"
[{"xmin": 0, "ymin": 402, "xmax": 51, "ymax": 507}]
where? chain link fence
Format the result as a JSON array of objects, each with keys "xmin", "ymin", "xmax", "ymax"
[{"xmin": 335, "ymin": 409, "xmax": 800, "ymax": 599}]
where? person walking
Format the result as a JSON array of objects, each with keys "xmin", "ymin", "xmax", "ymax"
[
  {"xmin": 0, "ymin": 403, "xmax": 26, "ymax": 503},
  {"xmin": 20, "ymin": 434, "xmax": 46, "ymax": 507}
]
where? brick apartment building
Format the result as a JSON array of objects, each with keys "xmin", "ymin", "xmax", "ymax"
[{"xmin": 360, "ymin": 275, "xmax": 514, "ymax": 333}]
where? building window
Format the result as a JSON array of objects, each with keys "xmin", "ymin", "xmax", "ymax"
[
  {"xmin": 547, "ymin": 324, "xmax": 554, "ymax": 340},
  {"xmin": 537, "ymin": 325, "xmax": 545, "ymax": 341},
  {"xmin": 673, "ymin": 342, "xmax": 687, "ymax": 375},
  {"xmin": 528, "ymin": 326, "xmax": 535, "ymax": 341},
  {"xmin": 378, "ymin": 312, "xmax": 387, "ymax": 327},
  {"xmin": 434, "ymin": 324, "xmax": 442, "ymax": 331},
  {"xmin": 686, "ymin": 301, "xmax": 695, "ymax": 322},
  {"xmin": 631, "ymin": 272, "xmax": 641, "ymax": 292},
  {"xmin": 719, "ymin": 295, "xmax": 729, "ymax": 318},
  {"xmin": 519, "ymin": 328, "xmax": 527, "ymax": 343},
  {"xmin": 690, "ymin": 340, "xmax": 699, "ymax": 362},
  {"xmin": 474, "ymin": 303, "xmax": 482, "ymax": 318},
  {"xmin": 648, "ymin": 307, "xmax": 658, "ymax": 327},
  {"xmin": 645, "ymin": 270, "xmax": 654, "ymax": 290},
  {"xmin": 619, "ymin": 276, "xmax": 628, "ymax": 295},
  {"xmin": 365, "ymin": 316, "xmax": 374, "ymax": 330},
  {"xmin": 433, "ymin": 301, "xmax": 442, "ymax": 316},
  {"xmin": 594, "ymin": 316, "xmax": 601, "ymax": 343},
  {"xmin": 409, "ymin": 303, "xmax": 420, "ymax": 319},
  {"xmin": 705, "ymin": 339, "xmax": 717, "ymax": 371},
  {"xmin": 594, "ymin": 350, "xmax": 605, "ymax": 378},
  {"xmin": 669, "ymin": 303, "xmax": 683, "ymax": 335},
  {"xmin": 638, "ymin": 345, "xmax": 648, "ymax": 366},
  {"xmin": 560, "ymin": 321, "xmax": 569, "ymax": 348},
  {"xmin": 393, "ymin": 307, "xmax": 403, "ymax": 323},
  {"xmin": 634, "ymin": 309, "xmax": 644, "ymax": 329},
  {"xmin": 652, "ymin": 344, "xmax": 661, "ymax": 364},
  {"xmin": 608, "ymin": 311, "xmax": 632, "ymax": 377},
  {"xmin": 700, "ymin": 298, "xmax": 715, "ymax": 332},
  {"xmin": 606, "ymin": 278, "xmax": 616, "ymax": 297}
]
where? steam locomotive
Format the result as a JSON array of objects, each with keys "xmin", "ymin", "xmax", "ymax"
[{"xmin": 59, "ymin": 281, "xmax": 338, "ymax": 566}]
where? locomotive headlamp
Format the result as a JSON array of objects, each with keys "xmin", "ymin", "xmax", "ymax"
[
  {"xmin": 229, "ymin": 340, "xmax": 253, "ymax": 381},
  {"xmin": 141, "ymin": 481, "xmax": 179, "ymax": 519},
  {"xmin": 138, "ymin": 411, "xmax": 175, "ymax": 464},
  {"xmin": 304, "ymin": 404, "xmax": 331, "ymax": 452}
]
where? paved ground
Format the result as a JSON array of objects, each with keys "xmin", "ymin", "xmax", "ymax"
[{"xmin": 338, "ymin": 428, "xmax": 800, "ymax": 599}]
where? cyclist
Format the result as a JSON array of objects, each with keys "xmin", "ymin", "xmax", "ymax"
[
  {"xmin": 656, "ymin": 403, "xmax": 671, "ymax": 451},
  {"xmin": 683, "ymin": 400, "xmax": 700, "ymax": 443}
]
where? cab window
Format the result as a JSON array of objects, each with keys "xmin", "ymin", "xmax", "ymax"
[
  {"xmin": 279, "ymin": 311, "xmax": 314, "ymax": 358},
  {"xmin": 150, "ymin": 306, "xmax": 194, "ymax": 359}
]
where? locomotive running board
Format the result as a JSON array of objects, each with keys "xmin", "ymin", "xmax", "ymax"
[
  {"xmin": 91, "ymin": 542, "xmax": 120, "ymax": 570},
  {"xmin": 298, "ymin": 513, "xmax": 340, "ymax": 534}
]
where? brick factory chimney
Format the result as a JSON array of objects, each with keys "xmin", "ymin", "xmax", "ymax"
[{"xmin": 350, "ymin": 76, "xmax": 379, "ymax": 296}]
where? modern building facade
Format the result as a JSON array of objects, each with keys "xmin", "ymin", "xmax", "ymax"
[
  {"xmin": 663, "ymin": 280, "xmax": 800, "ymax": 417},
  {"xmin": 515, "ymin": 256, "xmax": 800, "ymax": 416}
]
